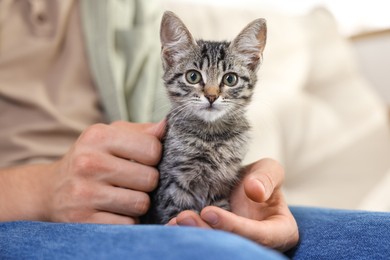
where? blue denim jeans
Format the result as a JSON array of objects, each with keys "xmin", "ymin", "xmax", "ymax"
[
  {"xmin": 287, "ymin": 207, "xmax": 390, "ymax": 259},
  {"xmin": 1, "ymin": 207, "xmax": 390, "ymax": 259}
]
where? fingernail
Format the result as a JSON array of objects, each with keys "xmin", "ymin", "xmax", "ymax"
[
  {"xmin": 166, "ymin": 218, "xmax": 177, "ymax": 226},
  {"xmin": 202, "ymin": 211, "xmax": 219, "ymax": 225},
  {"xmin": 255, "ymin": 179, "xmax": 266, "ymax": 193},
  {"xmin": 254, "ymin": 178, "xmax": 270, "ymax": 201},
  {"xmin": 178, "ymin": 217, "xmax": 197, "ymax": 227}
]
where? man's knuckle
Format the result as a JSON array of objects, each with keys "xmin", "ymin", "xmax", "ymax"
[
  {"xmin": 72, "ymin": 153, "xmax": 96, "ymax": 175},
  {"xmin": 110, "ymin": 120, "xmax": 127, "ymax": 128},
  {"xmin": 257, "ymin": 236, "xmax": 274, "ymax": 248},
  {"xmin": 81, "ymin": 124, "xmax": 109, "ymax": 144}
]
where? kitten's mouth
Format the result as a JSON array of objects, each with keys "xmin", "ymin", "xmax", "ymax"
[
  {"xmin": 197, "ymin": 104, "xmax": 226, "ymax": 122},
  {"xmin": 205, "ymin": 105, "xmax": 217, "ymax": 111}
]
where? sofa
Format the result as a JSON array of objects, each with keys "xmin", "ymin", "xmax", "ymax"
[{"xmin": 162, "ymin": 0, "xmax": 390, "ymax": 210}]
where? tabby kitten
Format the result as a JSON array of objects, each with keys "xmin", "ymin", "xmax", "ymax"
[{"xmin": 145, "ymin": 11, "xmax": 267, "ymax": 224}]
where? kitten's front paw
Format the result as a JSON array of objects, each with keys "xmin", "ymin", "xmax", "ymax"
[{"xmin": 211, "ymin": 199, "xmax": 230, "ymax": 211}]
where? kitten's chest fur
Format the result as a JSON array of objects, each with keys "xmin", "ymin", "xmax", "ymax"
[
  {"xmin": 164, "ymin": 114, "xmax": 249, "ymax": 189},
  {"xmin": 147, "ymin": 114, "xmax": 249, "ymax": 224}
]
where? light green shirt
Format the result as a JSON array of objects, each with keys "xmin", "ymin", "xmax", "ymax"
[{"xmin": 80, "ymin": 0, "xmax": 169, "ymax": 123}]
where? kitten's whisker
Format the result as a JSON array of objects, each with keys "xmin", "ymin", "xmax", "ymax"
[
  {"xmin": 169, "ymin": 103, "xmax": 191, "ymax": 118},
  {"xmin": 153, "ymin": 103, "xmax": 173, "ymax": 114},
  {"xmin": 168, "ymin": 103, "xmax": 193, "ymax": 129},
  {"xmin": 170, "ymin": 106, "xmax": 193, "ymax": 129}
]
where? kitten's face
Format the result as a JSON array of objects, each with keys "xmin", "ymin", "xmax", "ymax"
[{"xmin": 160, "ymin": 12, "xmax": 267, "ymax": 122}]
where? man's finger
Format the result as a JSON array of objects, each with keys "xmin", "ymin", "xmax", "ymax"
[
  {"xmin": 166, "ymin": 217, "xmax": 178, "ymax": 226},
  {"xmin": 200, "ymin": 206, "xmax": 298, "ymax": 251},
  {"xmin": 88, "ymin": 212, "xmax": 138, "ymax": 225},
  {"xmin": 111, "ymin": 119, "xmax": 166, "ymax": 140},
  {"xmin": 243, "ymin": 158, "xmax": 285, "ymax": 203},
  {"xmin": 147, "ymin": 119, "xmax": 167, "ymax": 140},
  {"xmin": 174, "ymin": 210, "xmax": 212, "ymax": 228},
  {"xmin": 96, "ymin": 187, "xmax": 150, "ymax": 217}
]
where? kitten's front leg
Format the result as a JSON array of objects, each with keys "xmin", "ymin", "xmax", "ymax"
[{"xmin": 154, "ymin": 187, "xmax": 199, "ymax": 224}]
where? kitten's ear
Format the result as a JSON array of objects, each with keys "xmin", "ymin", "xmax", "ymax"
[
  {"xmin": 160, "ymin": 11, "xmax": 195, "ymax": 68},
  {"xmin": 230, "ymin": 18, "xmax": 267, "ymax": 71}
]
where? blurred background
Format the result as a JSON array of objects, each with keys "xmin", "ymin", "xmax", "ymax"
[
  {"xmin": 175, "ymin": 0, "xmax": 390, "ymax": 35},
  {"xmin": 162, "ymin": 0, "xmax": 390, "ymax": 211},
  {"xmin": 2, "ymin": 0, "xmax": 389, "ymax": 213}
]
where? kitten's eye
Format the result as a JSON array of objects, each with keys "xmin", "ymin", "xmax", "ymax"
[
  {"xmin": 223, "ymin": 73, "xmax": 238, "ymax": 87},
  {"xmin": 185, "ymin": 70, "xmax": 202, "ymax": 84}
]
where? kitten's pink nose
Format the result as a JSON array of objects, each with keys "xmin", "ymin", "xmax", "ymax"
[{"xmin": 205, "ymin": 95, "xmax": 218, "ymax": 104}]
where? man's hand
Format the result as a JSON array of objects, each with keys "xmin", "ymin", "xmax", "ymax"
[
  {"xmin": 167, "ymin": 158, "xmax": 299, "ymax": 252},
  {"xmin": 0, "ymin": 120, "xmax": 165, "ymax": 224}
]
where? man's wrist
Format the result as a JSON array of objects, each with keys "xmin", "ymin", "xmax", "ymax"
[{"xmin": 0, "ymin": 163, "xmax": 56, "ymax": 221}]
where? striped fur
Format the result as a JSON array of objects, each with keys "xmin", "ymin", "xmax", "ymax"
[{"xmin": 143, "ymin": 11, "xmax": 267, "ymax": 224}]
